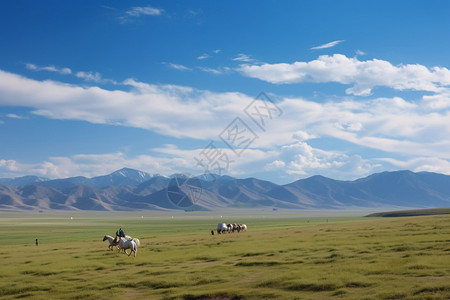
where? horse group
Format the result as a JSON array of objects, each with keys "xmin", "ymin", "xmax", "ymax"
[
  {"xmin": 217, "ymin": 223, "xmax": 247, "ymax": 234},
  {"xmin": 102, "ymin": 235, "xmax": 140, "ymax": 257},
  {"xmin": 103, "ymin": 222, "xmax": 248, "ymax": 255}
]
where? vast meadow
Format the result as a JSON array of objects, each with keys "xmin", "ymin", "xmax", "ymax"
[{"xmin": 1, "ymin": 210, "xmax": 450, "ymax": 299}]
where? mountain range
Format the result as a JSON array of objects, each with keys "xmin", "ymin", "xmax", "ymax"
[{"xmin": 1, "ymin": 168, "xmax": 450, "ymax": 211}]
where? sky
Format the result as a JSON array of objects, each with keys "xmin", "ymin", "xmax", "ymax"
[{"xmin": 1, "ymin": 1, "xmax": 450, "ymax": 184}]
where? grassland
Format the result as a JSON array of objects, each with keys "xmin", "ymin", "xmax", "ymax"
[{"xmin": 1, "ymin": 210, "xmax": 450, "ymax": 299}]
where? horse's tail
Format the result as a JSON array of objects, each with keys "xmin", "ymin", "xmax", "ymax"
[{"xmin": 133, "ymin": 238, "xmax": 140, "ymax": 247}]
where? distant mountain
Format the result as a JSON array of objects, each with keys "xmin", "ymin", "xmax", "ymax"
[
  {"xmin": 0, "ymin": 175, "xmax": 49, "ymax": 187},
  {"xmin": 38, "ymin": 168, "xmax": 155, "ymax": 190},
  {"xmin": 0, "ymin": 169, "xmax": 450, "ymax": 211}
]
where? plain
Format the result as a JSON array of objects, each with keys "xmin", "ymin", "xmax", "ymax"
[{"xmin": 1, "ymin": 211, "xmax": 450, "ymax": 299}]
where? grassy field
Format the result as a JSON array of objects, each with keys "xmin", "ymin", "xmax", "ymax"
[{"xmin": 1, "ymin": 211, "xmax": 450, "ymax": 299}]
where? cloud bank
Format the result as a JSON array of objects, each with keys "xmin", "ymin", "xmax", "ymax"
[
  {"xmin": 1, "ymin": 53, "xmax": 450, "ymax": 179},
  {"xmin": 238, "ymin": 54, "xmax": 450, "ymax": 95}
]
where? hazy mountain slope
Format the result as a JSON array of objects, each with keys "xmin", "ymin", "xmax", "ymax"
[
  {"xmin": 1, "ymin": 169, "xmax": 450, "ymax": 211},
  {"xmin": 0, "ymin": 176, "xmax": 49, "ymax": 187}
]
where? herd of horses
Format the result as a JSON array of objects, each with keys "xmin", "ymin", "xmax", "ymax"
[
  {"xmin": 216, "ymin": 223, "xmax": 247, "ymax": 234},
  {"xmin": 102, "ymin": 223, "xmax": 248, "ymax": 257}
]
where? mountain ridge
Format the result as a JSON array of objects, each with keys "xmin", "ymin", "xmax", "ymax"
[{"xmin": 0, "ymin": 169, "xmax": 449, "ymax": 211}]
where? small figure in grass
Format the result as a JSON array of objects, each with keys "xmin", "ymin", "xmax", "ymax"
[{"xmin": 36, "ymin": 238, "xmax": 38, "ymax": 246}]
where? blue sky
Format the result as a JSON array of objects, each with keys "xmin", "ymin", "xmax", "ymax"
[{"xmin": 1, "ymin": 1, "xmax": 450, "ymax": 183}]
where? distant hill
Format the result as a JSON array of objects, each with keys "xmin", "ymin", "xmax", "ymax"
[
  {"xmin": 37, "ymin": 168, "xmax": 156, "ymax": 190},
  {"xmin": 0, "ymin": 169, "xmax": 450, "ymax": 211},
  {"xmin": 366, "ymin": 207, "xmax": 450, "ymax": 217},
  {"xmin": 0, "ymin": 175, "xmax": 49, "ymax": 187}
]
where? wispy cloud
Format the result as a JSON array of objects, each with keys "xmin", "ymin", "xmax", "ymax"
[
  {"xmin": 76, "ymin": 71, "xmax": 102, "ymax": 82},
  {"xmin": 25, "ymin": 63, "xmax": 72, "ymax": 75},
  {"xmin": 356, "ymin": 49, "xmax": 366, "ymax": 56},
  {"xmin": 6, "ymin": 113, "xmax": 26, "ymax": 119},
  {"xmin": 119, "ymin": 6, "xmax": 163, "ymax": 23},
  {"xmin": 197, "ymin": 66, "xmax": 231, "ymax": 75},
  {"xmin": 197, "ymin": 53, "xmax": 210, "ymax": 60},
  {"xmin": 197, "ymin": 49, "xmax": 221, "ymax": 60},
  {"xmin": 162, "ymin": 62, "xmax": 192, "ymax": 71},
  {"xmin": 75, "ymin": 71, "xmax": 117, "ymax": 84},
  {"xmin": 198, "ymin": 67, "xmax": 222, "ymax": 75},
  {"xmin": 25, "ymin": 63, "xmax": 116, "ymax": 85},
  {"xmin": 311, "ymin": 40, "xmax": 344, "ymax": 50},
  {"xmin": 232, "ymin": 53, "xmax": 258, "ymax": 63}
]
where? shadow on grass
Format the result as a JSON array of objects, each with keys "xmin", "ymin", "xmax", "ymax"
[
  {"xmin": 258, "ymin": 279, "xmax": 372, "ymax": 292},
  {"xmin": 183, "ymin": 293, "xmax": 243, "ymax": 300}
]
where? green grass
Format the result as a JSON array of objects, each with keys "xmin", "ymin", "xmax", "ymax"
[{"xmin": 1, "ymin": 211, "xmax": 450, "ymax": 299}]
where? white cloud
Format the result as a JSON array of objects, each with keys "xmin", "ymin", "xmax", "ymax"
[
  {"xmin": 0, "ymin": 159, "xmax": 18, "ymax": 172},
  {"xmin": 6, "ymin": 113, "xmax": 25, "ymax": 119},
  {"xmin": 265, "ymin": 160, "xmax": 286, "ymax": 170},
  {"xmin": 0, "ymin": 69, "xmax": 250, "ymax": 140},
  {"xmin": 422, "ymin": 92, "xmax": 450, "ymax": 109},
  {"xmin": 311, "ymin": 40, "xmax": 345, "ymax": 50},
  {"xmin": 197, "ymin": 49, "xmax": 222, "ymax": 60},
  {"xmin": 0, "ymin": 152, "xmax": 190, "ymax": 179},
  {"xmin": 232, "ymin": 53, "xmax": 258, "ymax": 63},
  {"xmin": 198, "ymin": 67, "xmax": 222, "ymax": 75},
  {"xmin": 75, "ymin": 71, "xmax": 117, "ymax": 84},
  {"xmin": 119, "ymin": 6, "xmax": 163, "ymax": 23},
  {"xmin": 2, "ymin": 69, "xmax": 449, "ymax": 155},
  {"xmin": 378, "ymin": 157, "xmax": 450, "ymax": 175},
  {"xmin": 163, "ymin": 63, "xmax": 192, "ymax": 71},
  {"xmin": 279, "ymin": 141, "xmax": 377, "ymax": 178},
  {"xmin": 25, "ymin": 63, "xmax": 116, "ymax": 84},
  {"xmin": 25, "ymin": 63, "xmax": 72, "ymax": 75},
  {"xmin": 197, "ymin": 53, "xmax": 210, "ymax": 60},
  {"xmin": 126, "ymin": 6, "xmax": 163, "ymax": 17},
  {"xmin": 76, "ymin": 71, "xmax": 102, "ymax": 82},
  {"xmin": 1, "ymin": 68, "xmax": 450, "ymax": 180},
  {"xmin": 238, "ymin": 54, "xmax": 450, "ymax": 95},
  {"xmin": 197, "ymin": 66, "xmax": 231, "ymax": 75},
  {"xmin": 356, "ymin": 49, "xmax": 366, "ymax": 56}
]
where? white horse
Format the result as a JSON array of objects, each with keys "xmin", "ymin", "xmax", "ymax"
[
  {"xmin": 122, "ymin": 235, "xmax": 140, "ymax": 247},
  {"xmin": 240, "ymin": 224, "xmax": 247, "ymax": 232},
  {"xmin": 118, "ymin": 237, "xmax": 137, "ymax": 257},
  {"xmin": 217, "ymin": 223, "xmax": 228, "ymax": 234},
  {"xmin": 103, "ymin": 235, "xmax": 118, "ymax": 250}
]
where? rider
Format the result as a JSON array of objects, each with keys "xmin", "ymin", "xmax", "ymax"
[{"xmin": 116, "ymin": 228, "xmax": 125, "ymax": 238}]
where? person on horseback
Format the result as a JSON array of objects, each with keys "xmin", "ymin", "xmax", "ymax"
[{"xmin": 116, "ymin": 228, "xmax": 125, "ymax": 238}]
